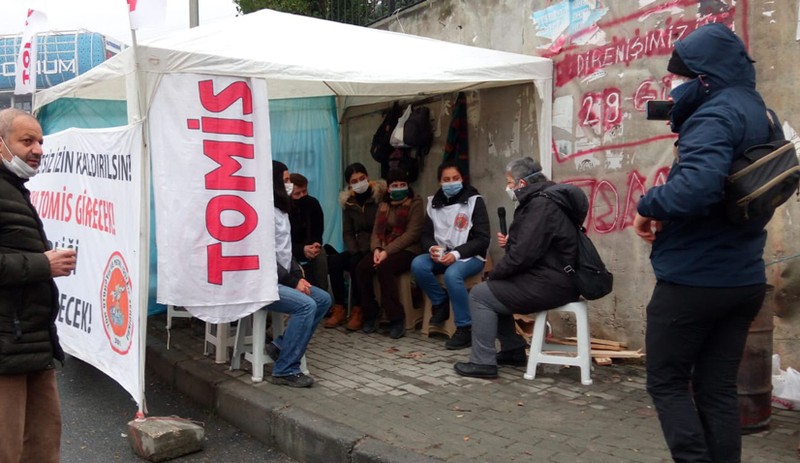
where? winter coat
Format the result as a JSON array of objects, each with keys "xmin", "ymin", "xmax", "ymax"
[
  {"xmin": 421, "ymin": 184, "xmax": 490, "ymax": 260},
  {"xmin": 339, "ymin": 180, "xmax": 386, "ymax": 254},
  {"xmin": 289, "ymin": 195, "xmax": 324, "ymax": 262},
  {"xmin": 0, "ymin": 166, "xmax": 64, "ymax": 375},
  {"xmin": 370, "ymin": 192, "xmax": 424, "ymax": 256},
  {"xmin": 487, "ymin": 181, "xmax": 582, "ymax": 313},
  {"xmin": 637, "ymin": 23, "xmax": 776, "ymax": 287}
]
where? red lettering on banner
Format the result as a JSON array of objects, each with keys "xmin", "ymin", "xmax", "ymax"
[
  {"xmin": 204, "ymin": 140, "xmax": 255, "ymax": 191},
  {"xmin": 198, "ymin": 80, "xmax": 253, "ymax": 114},
  {"xmin": 206, "ymin": 243, "xmax": 259, "ymax": 286},
  {"xmin": 206, "ymin": 195, "xmax": 258, "ymax": 242},
  {"xmin": 21, "ymin": 42, "xmax": 31, "ymax": 84},
  {"xmin": 196, "ymin": 79, "xmax": 260, "ymax": 285}
]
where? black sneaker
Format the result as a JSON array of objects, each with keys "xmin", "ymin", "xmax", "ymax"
[
  {"xmin": 268, "ymin": 372, "xmax": 314, "ymax": 388},
  {"xmin": 389, "ymin": 320, "xmax": 406, "ymax": 339},
  {"xmin": 265, "ymin": 342, "xmax": 280, "ymax": 362},
  {"xmin": 445, "ymin": 326, "xmax": 472, "ymax": 350},
  {"xmin": 496, "ymin": 346, "xmax": 528, "ymax": 366},
  {"xmin": 429, "ymin": 300, "xmax": 450, "ymax": 326},
  {"xmin": 362, "ymin": 319, "xmax": 377, "ymax": 334}
]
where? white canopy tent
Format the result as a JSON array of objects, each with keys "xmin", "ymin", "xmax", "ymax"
[{"xmin": 34, "ymin": 8, "xmax": 554, "ymax": 173}]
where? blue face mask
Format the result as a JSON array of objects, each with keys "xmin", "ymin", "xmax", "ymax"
[
  {"xmin": 389, "ymin": 187, "xmax": 409, "ymax": 201},
  {"xmin": 441, "ymin": 181, "xmax": 463, "ymax": 198}
]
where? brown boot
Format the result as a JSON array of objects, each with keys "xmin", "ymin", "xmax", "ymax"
[
  {"xmin": 324, "ymin": 304, "xmax": 347, "ymax": 328},
  {"xmin": 345, "ymin": 306, "xmax": 363, "ymax": 331}
]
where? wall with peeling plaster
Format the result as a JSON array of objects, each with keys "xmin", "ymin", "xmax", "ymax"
[{"xmin": 340, "ymin": 0, "xmax": 800, "ymax": 366}]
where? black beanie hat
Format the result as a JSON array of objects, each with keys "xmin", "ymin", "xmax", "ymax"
[{"xmin": 667, "ymin": 49, "xmax": 697, "ymax": 77}]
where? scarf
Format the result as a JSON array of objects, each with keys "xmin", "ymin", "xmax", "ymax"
[{"xmin": 374, "ymin": 198, "xmax": 411, "ymax": 247}]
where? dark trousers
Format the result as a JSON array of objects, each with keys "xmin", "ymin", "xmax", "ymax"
[
  {"xmin": 328, "ymin": 250, "xmax": 368, "ymax": 306},
  {"xmin": 645, "ymin": 281, "xmax": 765, "ymax": 463},
  {"xmin": 355, "ymin": 250, "xmax": 416, "ymax": 322}
]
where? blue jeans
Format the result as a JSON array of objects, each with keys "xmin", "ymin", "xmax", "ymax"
[
  {"xmin": 268, "ymin": 285, "xmax": 331, "ymax": 377},
  {"xmin": 410, "ymin": 254, "xmax": 484, "ymax": 328}
]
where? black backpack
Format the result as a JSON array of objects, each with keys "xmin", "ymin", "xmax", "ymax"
[
  {"xmin": 725, "ymin": 110, "xmax": 800, "ymax": 223},
  {"xmin": 541, "ymin": 193, "xmax": 613, "ymax": 300},
  {"xmin": 370, "ymin": 102, "xmax": 404, "ymax": 165}
]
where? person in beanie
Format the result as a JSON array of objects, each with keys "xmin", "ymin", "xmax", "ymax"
[
  {"xmin": 454, "ymin": 157, "xmax": 583, "ymax": 379},
  {"xmin": 354, "ymin": 168, "xmax": 424, "ymax": 339},
  {"xmin": 634, "ymin": 23, "xmax": 776, "ymax": 462},
  {"xmin": 326, "ymin": 163, "xmax": 386, "ymax": 330},
  {"xmin": 411, "ymin": 161, "xmax": 490, "ymax": 350}
]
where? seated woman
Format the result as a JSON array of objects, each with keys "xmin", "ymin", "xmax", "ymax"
[
  {"xmin": 265, "ymin": 161, "xmax": 331, "ymax": 388},
  {"xmin": 325, "ymin": 163, "xmax": 386, "ymax": 330},
  {"xmin": 354, "ymin": 168, "xmax": 424, "ymax": 339},
  {"xmin": 411, "ymin": 161, "xmax": 490, "ymax": 350},
  {"xmin": 454, "ymin": 157, "xmax": 584, "ymax": 379}
]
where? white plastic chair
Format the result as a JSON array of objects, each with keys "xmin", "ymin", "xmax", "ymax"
[
  {"xmin": 524, "ymin": 301, "xmax": 592, "ymax": 386},
  {"xmin": 231, "ymin": 310, "xmax": 308, "ymax": 382}
]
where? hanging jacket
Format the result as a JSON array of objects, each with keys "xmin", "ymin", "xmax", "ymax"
[
  {"xmin": 637, "ymin": 23, "xmax": 775, "ymax": 287},
  {"xmin": 487, "ymin": 181, "xmax": 582, "ymax": 313},
  {"xmin": 421, "ymin": 184, "xmax": 490, "ymax": 260},
  {"xmin": 0, "ymin": 166, "xmax": 64, "ymax": 375},
  {"xmin": 339, "ymin": 180, "xmax": 386, "ymax": 254}
]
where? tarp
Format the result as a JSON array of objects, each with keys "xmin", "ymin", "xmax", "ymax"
[{"xmin": 33, "ymin": 8, "xmax": 554, "ymax": 174}]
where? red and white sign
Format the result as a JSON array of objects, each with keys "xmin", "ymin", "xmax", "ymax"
[
  {"xmin": 127, "ymin": 0, "xmax": 167, "ymax": 31},
  {"xmin": 14, "ymin": 8, "xmax": 47, "ymax": 95},
  {"xmin": 149, "ymin": 74, "xmax": 278, "ymax": 323},
  {"xmin": 27, "ymin": 124, "xmax": 144, "ymax": 405}
]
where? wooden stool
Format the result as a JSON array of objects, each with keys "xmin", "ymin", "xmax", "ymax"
[
  {"xmin": 420, "ymin": 256, "xmax": 492, "ymax": 339},
  {"xmin": 375, "ymin": 272, "xmax": 423, "ymax": 330},
  {"xmin": 524, "ymin": 301, "xmax": 592, "ymax": 385}
]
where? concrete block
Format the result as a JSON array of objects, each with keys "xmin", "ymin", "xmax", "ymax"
[
  {"xmin": 352, "ymin": 437, "xmax": 444, "ymax": 463},
  {"xmin": 128, "ymin": 416, "xmax": 204, "ymax": 462},
  {"xmin": 273, "ymin": 406, "xmax": 365, "ymax": 463},
  {"xmin": 215, "ymin": 381, "xmax": 284, "ymax": 445}
]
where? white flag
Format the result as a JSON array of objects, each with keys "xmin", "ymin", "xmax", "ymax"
[
  {"xmin": 127, "ymin": 0, "xmax": 167, "ymax": 31},
  {"xmin": 14, "ymin": 8, "xmax": 47, "ymax": 95}
]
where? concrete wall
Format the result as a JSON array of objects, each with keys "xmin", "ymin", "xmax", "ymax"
[{"xmin": 340, "ymin": 0, "xmax": 800, "ymax": 365}]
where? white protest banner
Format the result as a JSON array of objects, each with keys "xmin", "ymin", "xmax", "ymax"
[
  {"xmin": 149, "ymin": 74, "xmax": 277, "ymax": 323},
  {"xmin": 27, "ymin": 124, "xmax": 143, "ymax": 404},
  {"xmin": 14, "ymin": 8, "xmax": 47, "ymax": 95}
]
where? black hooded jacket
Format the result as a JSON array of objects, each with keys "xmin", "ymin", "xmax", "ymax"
[{"xmin": 487, "ymin": 181, "xmax": 586, "ymax": 312}]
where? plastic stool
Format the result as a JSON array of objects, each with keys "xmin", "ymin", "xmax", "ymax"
[
  {"xmin": 524, "ymin": 301, "xmax": 592, "ymax": 385},
  {"xmin": 231, "ymin": 310, "xmax": 308, "ymax": 382},
  {"xmin": 204, "ymin": 322, "xmax": 235, "ymax": 364},
  {"xmin": 166, "ymin": 305, "xmax": 193, "ymax": 349},
  {"xmin": 375, "ymin": 272, "xmax": 423, "ymax": 330}
]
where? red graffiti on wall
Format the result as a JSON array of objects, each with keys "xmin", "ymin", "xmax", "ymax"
[
  {"xmin": 551, "ymin": 9, "xmax": 736, "ymax": 87},
  {"xmin": 563, "ymin": 166, "xmax": 672, "ymax": 234},
  {"xmin": 578, "ymin": 88, "xmax": 623, "ymax": 134}
]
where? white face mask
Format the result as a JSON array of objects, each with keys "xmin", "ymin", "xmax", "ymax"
[
  {"xmin": 284, "ymin": 182, "xmax": 294, "ymax": 196},
  {"xmin": 670, "ymin": 76, "xmax": 691, "ymax": 91},
  {"xmin": 351, "ymin": 179, "xmax": 369, "ymax": 194},
  {"xmin": 0, "ymin": 137, "xmax": 37, "ymax": 179},
  {"xmin": 505, "ymin": 185, "xmax": 517, "ymax": 202}
]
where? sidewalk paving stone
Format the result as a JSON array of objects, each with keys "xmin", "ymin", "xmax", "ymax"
[{"xmin": 150, "ymin": 315, "xmax": 800, "ymax": 463}]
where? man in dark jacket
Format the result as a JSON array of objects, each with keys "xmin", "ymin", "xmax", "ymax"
[
  {"xmin": 454, "ymin": 157, "xmax": 582, "ymax": 379},
  {"xmin": 289, "ymin": 173, "xmax": 327, "ymax": 290},
  {"xmin": 0, "ymin": 108, "xmax": 76, "ymax": 462},
  {"xmin": 634, "ymin": 24, "xmax": 774, "ymax": 462}
]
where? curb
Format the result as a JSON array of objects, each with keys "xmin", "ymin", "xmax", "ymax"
[{"xmin": 145, "ymin": 335, "xmax": 444, "ymax": 463}]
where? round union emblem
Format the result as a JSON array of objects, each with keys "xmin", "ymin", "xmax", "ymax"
[{"xmin": 100, "ymin": 251, "xmax": 134, "ymax": 355}]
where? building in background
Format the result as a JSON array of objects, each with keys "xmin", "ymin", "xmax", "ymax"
[{"xmin": 0, "ymin": 30, "xmax": 124, "ymax": 111}]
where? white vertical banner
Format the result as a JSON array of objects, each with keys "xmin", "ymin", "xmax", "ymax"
[
  {"xmin": 27, "ymin": 124, "xmax": 144, "ymax": 405},
  {"xmin": 14, "ymin": 8, "xmax": 47, "ymax": 95},
  {"xmin": 127, "ymin": 0, "xmax": 167, "ymax": 30},
  {"xmin": 149, "ymin": 74, "xmax": 278, "ymax": 323}
]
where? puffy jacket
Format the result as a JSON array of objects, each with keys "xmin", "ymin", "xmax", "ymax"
[
  {"xmin": 0, "ymin": 166, "xmax": 64, "ymax": 375},
  {"xmin": 637, "ymin": 23, "xmax": 776, "ymax": 287},
  {"xmin": 339, "ymin": 180, "xmax": 386, "ymax": 254},
  {"xmin": 421, "ymin": 184, "xmax": 490, "ymax": 260},
  {"xmin": 487, "ymin": 181, "xmax": 582, "ymax": 312}
]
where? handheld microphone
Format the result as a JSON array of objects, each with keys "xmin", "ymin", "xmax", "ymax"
[{"xmin": 497, "ymin": 207, "xmax": 507, "ymax": 235}]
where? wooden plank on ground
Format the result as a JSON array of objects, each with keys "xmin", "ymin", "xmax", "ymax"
[
  {"xmin": 565, "ymin": 336, "xmax": 628, "ymax": 349},
  {"xmin": 594, "ymin": 357, "xmax": 613, "ymax": 366}
]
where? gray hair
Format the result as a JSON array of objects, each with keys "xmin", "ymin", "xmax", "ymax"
[
  {"xmin": 505, "ymin": 157, "xmax": 547, "ymax": 184},
  {"xmin": 0, "ymin": 108, "xmax": 35, "ymax": 140}
]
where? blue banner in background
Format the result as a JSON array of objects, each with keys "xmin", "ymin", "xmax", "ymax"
[{"xmin": 0, "ymin": 31, "xmax": 109, "ymax": 90}]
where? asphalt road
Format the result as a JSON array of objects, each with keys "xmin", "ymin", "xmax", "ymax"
[{"xmin": 57, "ymin": 356, "xmax": 296, "ymax": 463}]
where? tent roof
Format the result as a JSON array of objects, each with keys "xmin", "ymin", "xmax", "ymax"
[{"xmin": 35, "ymin": 8, "xmax": 552, "ymax": 107}]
